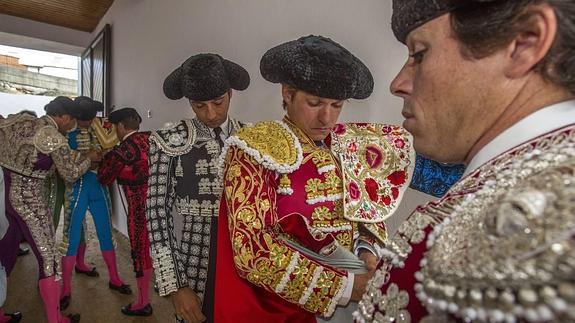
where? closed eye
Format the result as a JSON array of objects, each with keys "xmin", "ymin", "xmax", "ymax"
[{"xmin": 409, "ymin": 49, "xmax": 427, "ymax": 64}]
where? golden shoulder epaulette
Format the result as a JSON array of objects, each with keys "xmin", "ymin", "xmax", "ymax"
[{"xmin": 222, "ymin": 120, "xmax": 303, "ymax": 174}]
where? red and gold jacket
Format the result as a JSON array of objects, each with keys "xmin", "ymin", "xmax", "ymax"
[{"xmin": 215, "ymin": 118, "xmax": 415, "ymax": 322}]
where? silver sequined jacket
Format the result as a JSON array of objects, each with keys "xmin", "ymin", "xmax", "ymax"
[
  {"xmin": 146, "ymin": 117, "xmax": 244, "ymax": 297},
  {"xmin": 0, "ymin": 114, "xmax": 90, "ymax": 182}
]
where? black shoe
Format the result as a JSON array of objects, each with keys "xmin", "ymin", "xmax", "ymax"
[
  {"xmin": 108, "ymin": 282, "xmax": 132, "ymax": 295},
  {"xmin": 60, "ymin": 295, "xmax": 71, "ymax": 311},
  {"xmin": 17, "ymin": 247, "xmax": 29, "ymax": 257},
  {"xmin": 66, "ymin": 313, "xmax": 81, "ymax": 323},
  {"xmin": 4, "ymin": 311, "xmax": 22, "ymax": 323},
  {"xmin": 75, "ymin": 266, "xmax": 99, "ymax": 277},
  {"xmin": 121, "ymin": 303, "xmax": 153, "ymax": 316}
]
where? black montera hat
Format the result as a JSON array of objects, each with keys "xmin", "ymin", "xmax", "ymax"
[
  {"xmin": 260, "ymin": 35, "xmax": 373, "ymax": 100},
  {"xmin": 108, "ymin": 107, "xmax": 142, "ymax": 125},
  {"xmin": 71, "ymin": 96, "xmax": 104, "ymax": 121},
  {"xmin": 163, "ymin": 53, "xmax": 250, "ymax": 102},
  {"xmin": 44, "ymin": 96, "xmax": 75, "ymax": 115},
  {"xmin": 392, "ymin": 0, "xmax": 499, "ymax": 43}
]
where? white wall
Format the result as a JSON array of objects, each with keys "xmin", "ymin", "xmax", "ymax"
[
  {"xmin": 91, "ymin": 0, "xmax": 431, "ymax": 234},
  {"xmin": 0, "ymin": 92, "xmax": 53, "ymax": 117}
]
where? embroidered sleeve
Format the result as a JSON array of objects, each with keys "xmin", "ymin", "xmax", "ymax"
[
  {"xmin": 91, "ymin": 118, "xmax": 119, "ymax": 150},
  {"xmin": 50, "ymin": 145, "xmax": 90, "ymax": 183},
  {"xmin": 409, "ymin": 155, "xmax": 465, "ymax": 198},
  {"xmin": 146, "ymin": 138, "xmax": 187, "ymax": 296},
  {"xmin": 97, "ymin": 149, "xmax": 125, "ymax": 185},
  {"xmin": 223, "ymin": 146, "xmax": 348, "ymax": 317}
]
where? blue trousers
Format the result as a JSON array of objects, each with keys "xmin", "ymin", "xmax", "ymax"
[{"xmin": 65, "ymin": 171, "xmax": 114, "ymax": 256}]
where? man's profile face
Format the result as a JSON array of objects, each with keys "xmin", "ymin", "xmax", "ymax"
[
  {"xmin": 283, "ymin": 85, "xmax": 344, "ymax": 142},
  {"xmin": 55, "ymin": 114, "xmax": 76, "ymax": 134},
  {"xmin": 77, "ymin": 119, "xmax": 93, "ymax": 129},
  {"xmin": 190, "ymin": 90, "xmax": 231, "ymax": 128},
  {"xmin": 115, "ymin": 122, "xmax": 127, "ymax": 140},
  {"xmin": 390, "ymin": 14, "xmax": 508, "ymax": 163}
]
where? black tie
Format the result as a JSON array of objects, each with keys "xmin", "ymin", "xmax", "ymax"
[{"xmin": 214, "ymin": 127, "xmax": 224, "ymax": 148}]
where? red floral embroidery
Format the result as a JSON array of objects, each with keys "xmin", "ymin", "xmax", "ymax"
[
  {"xmin": 381, "ymin": 195, "xmax": 392, "ymax": 206},
  {"xmin": 364, "ymin": 177, "xmax": 379, "ymax": 202},
  {"xmin": 333, "ymin": 124, "xmax": 347, "ymax": 135},
  {"xmin": 394, "ymin": 138, "xmax": 405, "ymax": 149},
  {"xmin": 102, "ymin": 119, "xmax": 113, "ymax": 130},
  {"xmin": 387, "ymin": 171, "xmax": 407, "ymax": 186},
  {"xmin": 391, "ymin": 187, "xmax": 399, "ymax": 199},
  {"xmin": 382, "ymin": 125, "xmax": 393, "ymax": 134},
  {"xmin": 348, "ymin": 142, "xmax": 358, "ymax": 153},
  {"xmin": 348, "ymin": 181, "xmax": 361, "ymax": 201}
]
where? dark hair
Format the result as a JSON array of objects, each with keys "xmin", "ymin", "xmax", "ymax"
[
  {"xmin": 120, "ymin": 116, "xmax": 141, "ymax": 130},
  {"xmin": 44, "ymin": 96, "xmax": 74, "ymax": 117},
  {"xmin": 451, "ymin": 0, "xmax": 575, "ymax": 94},
  {"xmin": 281, "ymin": 85, "xmax": 299, "ymax": 110}
]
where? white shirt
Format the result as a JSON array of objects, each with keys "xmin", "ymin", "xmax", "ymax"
[
  {"xmin": 46, "ymin": 115, "xmax": 59, "ymax": 129},
  {"xmin": 464, "ymin": 100, "xmax": 575, "ymax": 176},
  {"xmin": 210, "ymin": 117, "xmax": 229, "ymax": 141},
  {"xmin": 122, "ymin": 130, "xmax": 137, "ymax": 141}
]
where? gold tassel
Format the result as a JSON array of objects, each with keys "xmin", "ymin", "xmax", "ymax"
[{"xmin": 279, "ymin": 174, "xmax": 291, "ymax": 190}]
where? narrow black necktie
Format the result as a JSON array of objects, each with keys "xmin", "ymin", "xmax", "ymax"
[
  {"xmin": 314, "ymin": 140, "xmax": 326, "ymax": 148},
  {"xmin": 214, "ymin": 126, "xmax": 224, "ymax": 148}
]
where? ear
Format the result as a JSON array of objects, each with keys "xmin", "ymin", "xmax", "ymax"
[
  {"xmin": 281, "ymin": 83, "xmax": 294, "ymax": 103},
  {"xmin": 504, "ymin": 4, "xmax": 557, "ymax": 78},
  {"xmin": 227, "ymin": 89, "xmax": 233, "ymax": 100}
]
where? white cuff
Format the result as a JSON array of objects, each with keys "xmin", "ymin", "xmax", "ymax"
[
  {"xmin": 355, "ymin": 240, "xmax": 379, "ymax": 258},
  {"xmin": 338, "ymin": 273, "xmax": 354, "ymax": 306}
]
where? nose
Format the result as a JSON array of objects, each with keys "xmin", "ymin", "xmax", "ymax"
[
  {"xmin": 317, "ymin": 106, "xmax": 333, "ymax": 126},
  {"xmin": 390, "ymin": 63, "xmax": 413, "ymax": 99},
  {"xmin": 205, "ymin": 104, "xmax": 218, "ymax": 121}
]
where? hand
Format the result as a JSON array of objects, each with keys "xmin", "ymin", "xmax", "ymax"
[
  {"xmin": 171, "ymin": 287, "xmax": 206, "ymax": 323},
  {"xmin": 351, "ymin": 271, "xmax": 375, "ymax": 302},
  {"xmin": 86, "ymin": 150, "xmax": 102, "ymax": 162},
  {"xmin": 358, "ymin": 249, "xmax": 379, "ymax": 273}
]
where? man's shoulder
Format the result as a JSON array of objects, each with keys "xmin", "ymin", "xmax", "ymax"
[
  {"xmin": 225, "ymin": 120, "xmax": 303, "ymax": 174},
  {"xmin": 34, "ymin": 123, "xmax": 67, "ymax": 154},
  {"xmin": 229, "ymin": 118, "xmax": 250, "ymax": 131},
  {"xmin": 150, "ymin": 119, "xmax": 195, "ymax": 156}
]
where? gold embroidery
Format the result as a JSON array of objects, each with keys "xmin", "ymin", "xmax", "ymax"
[
  {"xmin": 312, "ymin": 206, "xmax": 333, "ymax": 221},
  {"xmin": 324, "ymin": 170, "xmax": 342, "ymax": 196},
  {"xmin": 304, "ymin": 169, "xmax": 343, "ymax": 202},
  {"xmin": 305, "ymin": 178, "xmax": 324, "ymax": 200},
  {"xmin": 223, "ymin": 146, "xmax": 346, "ymax": 316},
  {"xmin": 303, "ymin": 271, "xmax": 344, "ymax": 314},
  {"xmin": 311, "ymin": 150, "xmax": 332, "ymax": 169},
  {"xmin": 236, "ymin": 121, "xmax": 299, "ymax": 166},
  {"xmin": 228, "ymin": 164, "xmax": 241, "ymax": 179},
  {"xmin": 334, "ymin": 232, "xmax": 352, "ymax": 249},
  {"xmin": 90, "ymin": 118, "xmax": 118, "ymax": 150},
  {"xmin": 279, "ymin": 174, "xmax": 292, "ymax": 191},
  {"xmin": 282, "ymin": 258, "xmax": 317, "ymax": 302}
]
